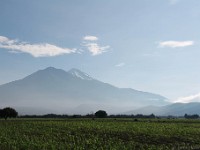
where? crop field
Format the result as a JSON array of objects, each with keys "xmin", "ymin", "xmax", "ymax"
[{"xmin": 0, "ymin": 118, "xmax": 200, "ymax": 150}]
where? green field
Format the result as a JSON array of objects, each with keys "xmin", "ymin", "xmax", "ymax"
[{"xmin": 0, "ymin": 118, "xmax": 200, "ymax": 150}]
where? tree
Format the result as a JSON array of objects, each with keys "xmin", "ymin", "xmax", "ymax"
[
  {"xmin": 0, "ymin": 109, "xmax": 4, "ymax": 118},
  {"xmin": 0, "ymin": 107, "xmax": 18, "ymax": 120},
  {"xmin": 149, "ymin": 113, "xmax": 156, "ymax": 119},
  {"xmin": 184, "ymin": 113, "xmax": 188, "ymax": 118},
  {"xmin": 184, "ymin": 113, "xmax": 199, "ymax": 119},
  {"xmin": 95, "ymin": 110, "xmax": 107, "ymax": 118}
]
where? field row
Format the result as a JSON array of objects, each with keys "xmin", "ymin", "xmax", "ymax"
[{"xmin": 0, "ymin": 119, "xmax": 200, "ymax": 149}]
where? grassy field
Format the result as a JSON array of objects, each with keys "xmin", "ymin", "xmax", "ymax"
[{"xmin": 0, "ymin": 118, "xmax": 200, "ymax": 149}]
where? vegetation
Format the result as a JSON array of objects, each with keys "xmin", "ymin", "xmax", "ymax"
[
  {"xmin": 0, "ymin": 118, "xmax": 200, "ymax": 149},
  {"xmin": 0, "ymin": 107, "xmax": 18, "ymax": 120},
  {"xmin": 1, "ymin": 107, "xmax": 200, "ymax": 149},
  {"xmin": 95, "ymin": 110, "xmax": 107, "ymax": 118},
  {"xmin": 19, "ymin": 113, "xmax": 157, "ymax": 119},
  {"xmin": 184, "ymin": 113, "xmax": 199, "ymax": 119}
]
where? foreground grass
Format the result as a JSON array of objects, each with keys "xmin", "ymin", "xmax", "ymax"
[{"xmin": 0, "ymin": 118, "xmax": 200, "ymax": 149}]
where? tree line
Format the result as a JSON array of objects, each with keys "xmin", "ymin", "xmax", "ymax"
[
  {"xmin": 184, "ymin": 114, "xmax": 199, "ymax": 119},
  {"xmin": 1, "ymin": 107, "xmax": 200, "ymax": 119}
]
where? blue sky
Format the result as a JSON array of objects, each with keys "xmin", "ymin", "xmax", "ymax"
[{"xmin": 1, "ymin": 0, "xmax": 200, "ymax": 102}]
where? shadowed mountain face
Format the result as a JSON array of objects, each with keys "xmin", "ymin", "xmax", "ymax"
[
  {"xmin": 0, "ymin": 67, "xmax": 168, "ymax": 115},
  {"xmin": 125, "ymin": 102, "xmax": 200, "ymax": 116}
]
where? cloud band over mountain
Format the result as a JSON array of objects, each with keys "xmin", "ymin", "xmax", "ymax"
[{"xmin": 175, "ymin": 92, "xmax": 200, "ymax": 103}]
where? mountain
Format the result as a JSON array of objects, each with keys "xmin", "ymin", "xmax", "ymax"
[
  {"xmin": 126, "ymin": 102, "xmax": 200, "ymax": 116},
  {"xmin": 0, "ymin": 67, "xmax": 168, "ymax": 115}
]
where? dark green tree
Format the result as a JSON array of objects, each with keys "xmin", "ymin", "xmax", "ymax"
[
  {"xmin": 184, "ymin": 113, "xmax": 199, "ymax": 119},
  {"xmin": 0, "ymin": 109, "xmax": 4, "ymax": 118},
  {"xmin": 95, "ymin": 110, "xmax": 107, "ymax": 118},
  {"xmin": 0, "ymin": 107, "xmax": 18, "ymax": 120}
]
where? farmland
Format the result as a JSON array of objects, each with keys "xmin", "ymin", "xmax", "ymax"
[{"xmin": 0, "ymin": 118, "xmax": 200, "ymax": 149}]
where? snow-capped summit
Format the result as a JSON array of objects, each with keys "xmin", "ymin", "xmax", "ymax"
[{"xmin": 68, "ymin": 68, "xmax": 93, "ymax": 80}]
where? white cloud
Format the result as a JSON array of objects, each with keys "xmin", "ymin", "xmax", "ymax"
[
  {"xmin": 0, "ymin": 36, "xmax": 76, "ymax": 57},
  {"xmin": 115, "ymin": 62, "xmax": 125, "ymax": 67},
  {"xmin": 0, "ymin": 35, "xmax": 110, "ymax": 57},
  {"xmin": 0, "ymin": 36, "xmax": 16, "ymax": 44},
  {"xmin": 84, "ymin": 43, "xmax": 110, "ymax": 56},
  {"xmin": 0, "ymin": 36, "xmax": 9, "ymax": 43},
  {"xmin": 159, "ymin": 41, "xmax": 194, "ymax": 48},
  {"xmin": 83, "ymin": 36, "xmax": 98, "ymax": 41},
  {"xmin": 175, "ymin": 93, "xmax": 200, "ymax": 103},
  {"xmin": 82, "ymin": 35, "xmax": 110, "ymax": 56}
]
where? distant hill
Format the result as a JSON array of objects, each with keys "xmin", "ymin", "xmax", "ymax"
[
  {"xmin": 125, "ymin": 102, "xmax": 200, "ymax": 116},
  {"xmin": 0, "ymin": 67, "xmax": 168, "ymax": 115}
]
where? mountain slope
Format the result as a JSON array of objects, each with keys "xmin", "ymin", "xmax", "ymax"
[
  {"xmin": 0, "ymin": 67, "xmax": 168, "ymax": 114},
  {"xmin": 126, "ymin": 102, "xmax": 200, "ymax": 116}
]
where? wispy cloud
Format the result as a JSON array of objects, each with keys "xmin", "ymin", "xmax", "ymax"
[
  {"xmin": 84, "ymin": 43, "xmax": 110, "ymax": 56},
  {"xmin": 175, "ymin": 93, "xmax": 200, "ymax": 103},
  {"xmin": 0, "ymin": 36, "xmax": 9, "ymax": 43},
  {"xmin": 0, "ymin": 36, "xmax": 76, "ymax": 57},
  {"xmin": 158, "ymin": 41, "xmax": 194, "ymax": 48},
  {"xmin": 115, "ymin": 62, "xmax": 125, "ymax": 67},
  {"xmin": 0, "ymin": 35, "xmax": 110, "ymax": 57},
  {"xmin": 83, "ymin": 36, "xmax": 98, "ymax": 41},
  {"xmin": 0, "ymin": 36, "xmax": 16, "ymax": 44},
  {"xmin": 83, "ymin": 35, "xmax": 110, "ymax": 56}
]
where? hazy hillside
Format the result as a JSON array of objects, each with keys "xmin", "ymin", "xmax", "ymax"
[
  {"xmin": 126, "ymin": 102, "xmax": 200, "ymax": 116},
  {"xmin": 0, "ymin": 67, "xmax": 168, "ymax": 115}
]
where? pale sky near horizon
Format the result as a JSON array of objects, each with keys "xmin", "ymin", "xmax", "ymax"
[{"xmin": 1, "ymin": 0, "xmax": 200, "ymax": 102}]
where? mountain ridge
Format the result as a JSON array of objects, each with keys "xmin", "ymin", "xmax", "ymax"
[{"xmin": 0, "ymin": 67, "xmax": 169, "ymax": 115}]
